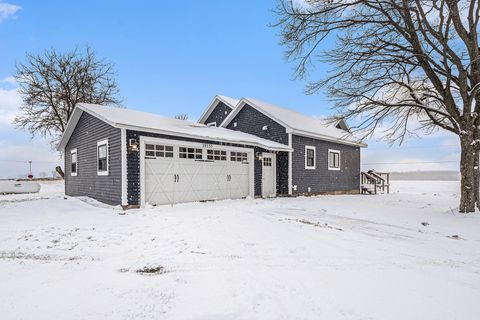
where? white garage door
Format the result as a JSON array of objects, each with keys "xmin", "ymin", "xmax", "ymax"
[{"xmin": 143, "ymin": 140, "xmax": 252, "ymax": 206}]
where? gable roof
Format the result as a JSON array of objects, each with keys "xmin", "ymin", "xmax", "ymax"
[
  {"xmin": 197, "ymin": 94, "xmax": 239, "ymax": 124},
  {"xmin": 57, "ymin": 103, "xmax": 292, "ymax": 152},
  {"xmin": 221, "ymin": 98, "xmax": 367, "ymax": 147}
]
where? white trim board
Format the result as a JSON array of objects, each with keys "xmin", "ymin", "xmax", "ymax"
[
  {"xmin": 121, "ymin": 129, "xmax": 128, "ymax": 206},
  {"xmin": 197, "ymin": 95, "xmax": 238, "ymax": 124},
  {"xmin": 220, "ymin": 98, "xmax": 367, "ymax": 148},
  {"xmin": 57, "ymin": 104, "xmax": 292, "ymax": 152}
]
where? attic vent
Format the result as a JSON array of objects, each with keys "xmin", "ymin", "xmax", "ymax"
[{"xmin": 262, "ymin": 125, "xmax": 268, "ymax": 131}]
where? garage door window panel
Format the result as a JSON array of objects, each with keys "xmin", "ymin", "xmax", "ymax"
[
  {"xmin": 145, "ymin": 144, "xmax": 174, "ymax": 158},
  {"xmin": 207, "ymin": 149, "xmax": 227, "ymax": 161},
  {"xmin": 179, "ymin": 147, "xmax": 203, "ymax": 159},
  {"xmin": 231, "ymin": 152, "xmax": 248, "ymax": 162}
]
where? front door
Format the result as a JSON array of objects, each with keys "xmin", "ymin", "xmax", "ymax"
[{"xmin": 261, "ymin": 153, "xmax": 276, "ymax": 197}]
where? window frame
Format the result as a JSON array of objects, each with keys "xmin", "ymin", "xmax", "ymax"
[
  {"xmin": 305, "ymin": 145, "xmax": 316, "ymax": 170},
  {"xmin": 328, "ymin": 149, "xmax": 341, "ymax": 171},
  {"xmin": 97, "ymin": 139, "xmax": 109, "ymax": 176},
  {"xmin": 70, "ymin": 148, "xmax": 78, "ymax": 176}
]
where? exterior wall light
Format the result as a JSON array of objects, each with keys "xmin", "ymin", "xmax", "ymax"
[{"xmin": 128, "ymin": 138, "xmax": 139, "ymax": 152}]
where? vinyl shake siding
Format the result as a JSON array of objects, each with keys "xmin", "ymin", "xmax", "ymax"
[
  {"xmin": 65, "ymin": 112, "xmax": 122, "ymax": 205},
  {"xmin": 291, "ymin": 134, "xmax": 360, "ymax": 194},
  {"xmin": 204, "ymin": 101, "xmax": 233, "ymax": 126}
]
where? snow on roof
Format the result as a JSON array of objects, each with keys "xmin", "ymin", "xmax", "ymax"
[
  {"xmin": 197, "ymin": 94, "xmax": 239, "ymax": 124},
  {"xmin": 217, "ymin": 95, "xmax": 239, "ymax": 109},
  {"xmin": 57, "ymin": 103, "xmax": 292, "ymax": 151},
  {"xmin": 222, "ymin": 98, "xmax": 366, "ymax": 147}
]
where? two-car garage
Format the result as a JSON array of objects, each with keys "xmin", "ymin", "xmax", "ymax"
[{"xmin": 140, "ymin": 137, "xmax": 254, "ymax": 206}]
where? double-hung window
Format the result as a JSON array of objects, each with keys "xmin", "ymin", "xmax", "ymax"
[
  {"xmin": 305, "ymin": 146, "xmax": 316, "ymax": 169},
  {"xmin": 328, "ymin": 149, "xmax": 341, "ymax": 170},
  {"xmin": 97, "ymin": 139, "xmax": 109, "ymax": 176},
  {"xmin": 71, "ymin": 148, "xmax": 78, "ymax": 176}
]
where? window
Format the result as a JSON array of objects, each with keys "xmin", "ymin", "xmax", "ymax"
[
  {"xmin": 207, "ymin": 149, "xmax": 227, "ymax": 161},
  {"xmin": 71, "ymin": 149, "xmax": 78, "ymax": 176},
  {"xmin": 305, "ymin": 146, "xmax": 316, "ymax": 169},
  {"xmin": 328, "ymin": 149, "xmax": 341, "ymax": 170},
  {"xmin": 145, "ymin": 144, "xmax": 174, "ymax": 158},
  {"xmin": 179, "ymin": 147, "xmax": 203, "ymax": 159},
  {"xmin": 263, "ymin": 157, "xmax": 272, "ymax": 167},
  {"xmin": 97, "ymin": 139, "xmax": 109, "ymax": 176},
  {"xmin": 231, "ymin": 151, "xmax": 248, "ymax": 162}
]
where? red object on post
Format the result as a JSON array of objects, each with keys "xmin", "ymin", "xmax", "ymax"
[{"xmin": 27, "ymin": 174, "xmax": 33, "ymax": 180}]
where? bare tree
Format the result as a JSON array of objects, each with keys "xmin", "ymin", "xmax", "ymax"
[
  {"xmin": 275, "ymin": 0, "xmax": 480, "ymax": 213},
  {"xmin": 14, "ymin": 46, "xmax": 121, "ymax": 144},
  {"xmin": 174, "ymin": 113, "xmax": 189, "ymax": 120}
]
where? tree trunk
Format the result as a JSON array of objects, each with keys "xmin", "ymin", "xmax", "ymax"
[
  {"xmin": 475, "ymin": 149, "xmax": 480, "ymax": 211},
  {"xmin": 459, "ymin": 139, "xmax": 477, "ymax": 213}
]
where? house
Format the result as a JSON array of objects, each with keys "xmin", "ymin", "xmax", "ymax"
[{"xmin": 57, "ymin": 95, "xmax": 366, "ymax": 207}]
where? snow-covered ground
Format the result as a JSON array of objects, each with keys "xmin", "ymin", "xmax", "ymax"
[{"xmin": 1, "ymin": 181, "xmax": 479, "ymax": 319}]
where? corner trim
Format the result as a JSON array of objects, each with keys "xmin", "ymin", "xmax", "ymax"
[
  {"xmin": 121, "ymin": 128, "xmax": 128, "ymax": 206},
  {"xmin": 288, "ymin": 133, "xmax": 292, "ymax": 195}
]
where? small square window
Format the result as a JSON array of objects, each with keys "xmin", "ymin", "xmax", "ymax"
[
  {"xmin": 328, "ymin": 149, "xmax": 341, "ymax": 170},
  {"xmin": 263, "ymin": 157, "xmax": 272, "ymax": 167}
]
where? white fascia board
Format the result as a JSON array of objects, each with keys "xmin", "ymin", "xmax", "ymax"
[
  {"xmin": 220, "ymin": 99, "xmax": 293, "ymax": 132},
  {"xmin": 292, "ymin": 129, "xmax": 368, "ymax": 148},
  {"xmin": 115, "ymin": 123, "xmax": 292, "ymax": 152},
  {"xmin": 56, "ymin": 108, "xmax": 84, "ymax": 151}
]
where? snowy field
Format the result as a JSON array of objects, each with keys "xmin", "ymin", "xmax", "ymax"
[{"xmin": 0, "ymin": 181, "xmax": 479, "ymax": 320}]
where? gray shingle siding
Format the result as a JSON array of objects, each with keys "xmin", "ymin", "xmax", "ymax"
[
  {"xmin": 226, "ymin": 104, "xmax": 289, "ymax": 145},
  {"xmin": 126, "ymin": 130, "xmax": 260, "ymax": 205},
  {"xmin": 65, "ymin": 112, "xmax": 122, "ymax": 205},
  {"xmin": 291, "ymin": 134, "xmax": 360, "ymax": 194},
  {"xmin": 204, "ymin": 101, "xmax": 232, "ymax": 126}
]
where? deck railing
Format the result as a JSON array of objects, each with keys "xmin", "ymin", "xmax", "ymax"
[{"xmin": 361, "ymin": 170, "xmax": 390, "ymax": 194}]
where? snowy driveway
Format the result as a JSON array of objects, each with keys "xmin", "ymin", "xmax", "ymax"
[{"xmin": 0, "ymin": 181, "xmax": 479, "ymax": 319}]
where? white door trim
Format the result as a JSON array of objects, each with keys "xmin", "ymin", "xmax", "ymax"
[
  {"xmin": 261, "ymin": 152, "xmax": 277, "ymax": 198},
  {"xmin": 139, "ymin": 136, "xmax": 254, "ymax": 207}
]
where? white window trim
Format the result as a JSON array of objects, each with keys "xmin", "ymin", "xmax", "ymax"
[
  {"xmin": 207, "ymin": 121, "xmax": 217, "ymax": 127},
  {"xmin": 328, "ymin": 149, "xmax": 341, "ymax": 171},
  {"xmin": 70, "ymin": 148, "xmax": 78, "ymax": 176},
  {"xmin": 97, "ymin": 139, "xmax": 109, "ymax": 176},
  {"xmin": 305, "ymin": 145, "xmax": 316, "ymax": 170}
]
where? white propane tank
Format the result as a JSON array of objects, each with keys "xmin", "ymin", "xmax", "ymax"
[{"xmin": 0, "ymin": 180, "xmax": 41, "ymax": 194}]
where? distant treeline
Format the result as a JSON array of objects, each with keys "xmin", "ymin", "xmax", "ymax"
[{"xmin": 390, "ymin": 171, "xmax": 460, "ymax": 181}]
